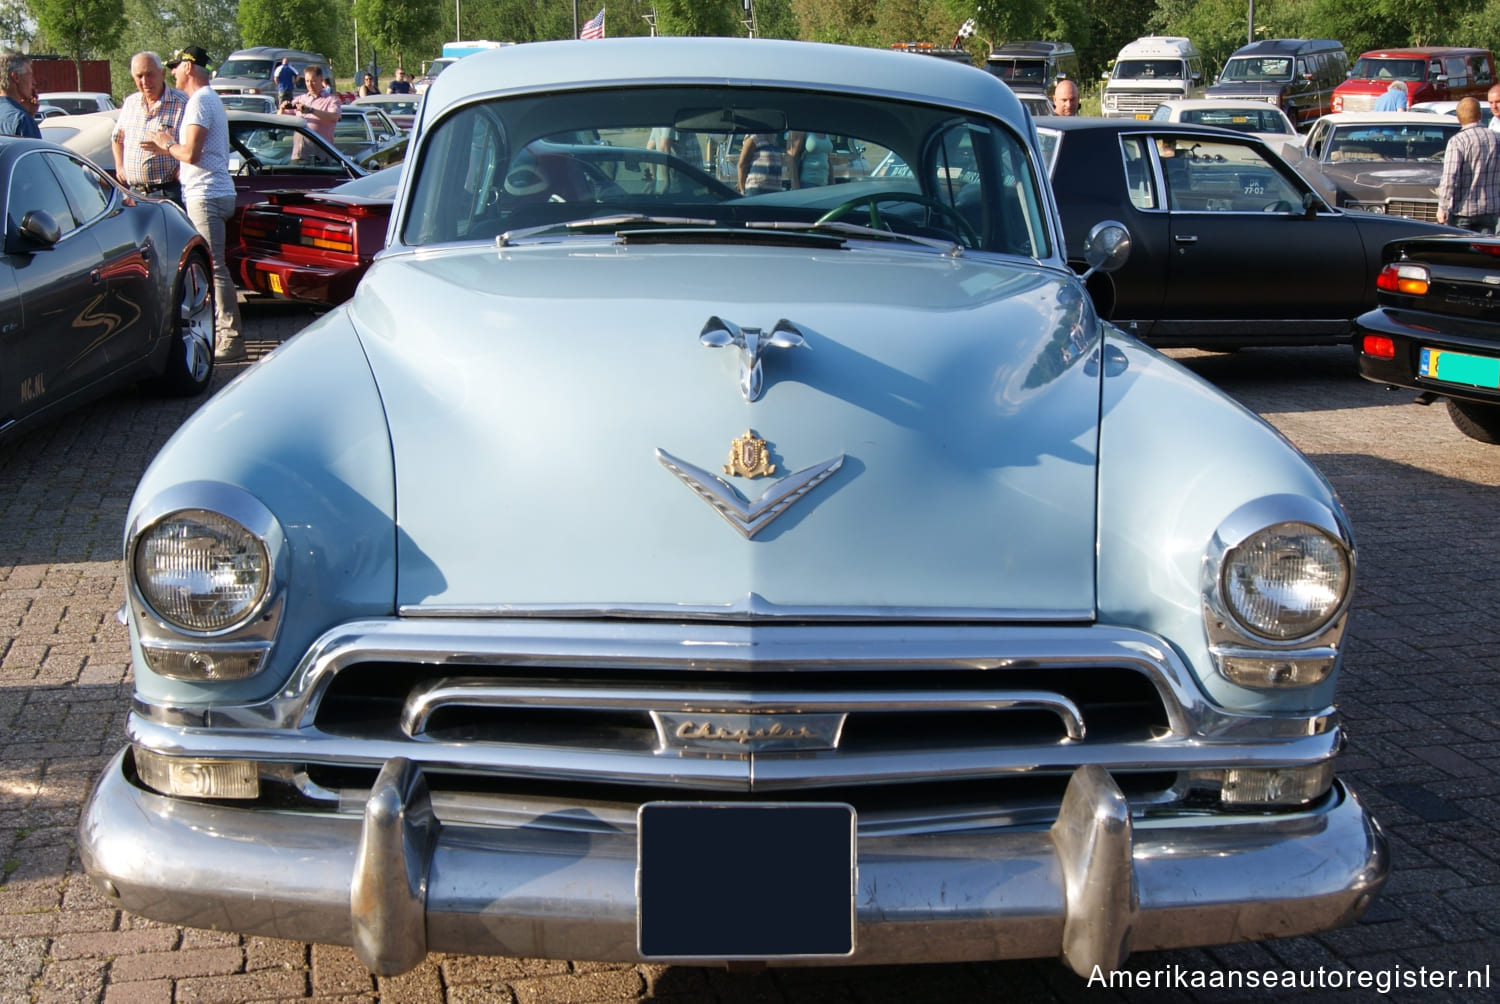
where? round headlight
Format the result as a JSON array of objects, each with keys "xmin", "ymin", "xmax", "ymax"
[
  {"xmin": 1221, "ymin": 523, "xmax": 1350, "ymax": 641},
  {"xmin": 133, "ymin": 509, "xmax": 270, "ymax": 632}
]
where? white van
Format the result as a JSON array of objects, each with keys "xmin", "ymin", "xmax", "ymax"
[{"xmin": 1101, "ymin": 36, "xmax": 1205, "ymax": 118}]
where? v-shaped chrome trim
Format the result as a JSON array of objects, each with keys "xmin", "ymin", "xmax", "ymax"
[{"xmin": 657, "ymin": 448, "xmax": 844, "ymax": 539}]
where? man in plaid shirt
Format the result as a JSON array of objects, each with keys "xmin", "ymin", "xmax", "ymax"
[
  {"xmin": 111, "ymin": 52, "xmax": 188, "ymax": 204},
  {"xmin": 1437, "ymin": 97, "xmax": 1500, "ymax": 234}
]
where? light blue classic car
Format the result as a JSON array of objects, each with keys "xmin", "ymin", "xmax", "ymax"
[{"xmin": 80, "ymin": 37, "xmax": 1386, "ymax": 976}]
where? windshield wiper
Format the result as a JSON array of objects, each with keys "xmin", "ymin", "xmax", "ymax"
[
  {"xmin": 746, "ymin": 219, "xmax": 964, "ymax": 257},
  {"xmin": 496, "ymin": 214, "xmax": 717, "ymax": 246}
]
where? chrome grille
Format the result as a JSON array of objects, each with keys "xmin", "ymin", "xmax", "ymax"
[
  {"xmin": 1339, "ymin": 93, "xmax": 1376, "ymax": 112},
  {"xmin": 1110, "ymin": 91, "xmax": 1180, "ymax": 115},
  {"xmin": 1386, "ymin": 199, "xmax": 1439, "ymax": 222}
]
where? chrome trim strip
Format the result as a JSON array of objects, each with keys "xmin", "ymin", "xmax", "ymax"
[
  {"xmin": 396, "ymin": 592, "xmax": 1095, "ymax": 621},
  {"xmin": 657, "ymin": 449, "xmax": 844, "ymax": 539},
  {"xmin": 399, "ymin": 677, "xmax": 1087, "ymax": 742}
]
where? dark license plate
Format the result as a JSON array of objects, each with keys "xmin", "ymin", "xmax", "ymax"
[
  {"xmin": 637, "ymin": 802, "xmax": 855, "ymax": 959},
  {"xmin": 1420, "ymin": 347, "xmax": 1500, "ymax": 389}
]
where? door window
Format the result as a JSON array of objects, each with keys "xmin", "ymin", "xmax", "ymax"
[
  {"xmin": 1154, "ymin": 138, "xmax": 1303, "ymax": 212},
  {"xmin": 7, "ymin": 152, "xmax": 77, "ymax": 235},
  {"xmin": 44, "ymin": 152, "xmax": 112, "ymax": 227}
]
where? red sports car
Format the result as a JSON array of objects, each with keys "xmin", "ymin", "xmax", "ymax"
[{"xmin": 227, "ymin": 166, "xmax": 398, "ymax": 305}]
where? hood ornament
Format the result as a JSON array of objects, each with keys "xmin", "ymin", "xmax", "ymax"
[
  {"xmin": 658, "ymin": 434, "xmax": 843, "ymax": 539},
  {"xmin": 700, "ymin": 316, "xmax": 808, "ymax": 402}
]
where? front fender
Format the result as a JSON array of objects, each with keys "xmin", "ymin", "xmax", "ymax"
[
  {"xmin": 1095, "ymin": 334, "xmax": 1347, "ymax": 714},
  {"xmin": 126, "ymin": 310, "xmax": 397, "ymax": 705}
]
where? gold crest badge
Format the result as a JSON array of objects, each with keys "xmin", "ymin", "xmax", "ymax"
[{"xmin": 723, "ymin": 430, "xmax": 776, "ymax": 478}]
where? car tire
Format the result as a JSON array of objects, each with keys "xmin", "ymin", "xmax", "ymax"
[
  {"xmin": 143, "ymin": 252, "xmax": 215, "ymax": 397},
  {"xmin": 1446, "ymin": 398, "xmax": 1500, "ymax": 443}
]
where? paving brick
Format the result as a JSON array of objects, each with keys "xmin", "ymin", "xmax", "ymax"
[
  {"xmin": 52, "ymin": 928, "xmax": 180, "ymax": 961},
  {"xmin": 510, "ymin": 969, "xmax": 646, "ymax": 1004},
  {"xmin": 176, "ymin": 968, "xmax": 309, "ymax": 1002},
  {"xmin": 108, "ymin": 946, "xmax": 244, "ymax": 983}
]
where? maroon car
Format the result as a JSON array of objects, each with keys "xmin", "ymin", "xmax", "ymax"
[{"xmin": 227, "ymin": 166, "xmax": 398, "ymax": 305}]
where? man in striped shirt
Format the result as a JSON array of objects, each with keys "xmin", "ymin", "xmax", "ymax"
[{"xmin": 1437, "ymin": 97, "xmax": 1500, "ymax": 234}]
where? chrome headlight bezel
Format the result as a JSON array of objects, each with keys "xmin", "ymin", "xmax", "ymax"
[
  {"xmin": 127, "ymin": 482, "xmax": 288, "ymax": 646},
  {"xmin": 1203, "ymin": 496, "xmax": 1354, "ymax": 687}
]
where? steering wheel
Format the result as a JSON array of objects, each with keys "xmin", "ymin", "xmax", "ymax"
[
  {"xmin": 237, "ymin": 157, "xmax": 263, "ymax": 176},
  {"xmin": 1262, "ymin": 199, "xmax": 1294, "ymax": 213},
  {"xmin": 816, "ymin": 193, "xmax": 980, "ymax": 247}
]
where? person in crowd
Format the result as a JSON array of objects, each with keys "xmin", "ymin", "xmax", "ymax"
[
  {"xmin": 1374, "ymin": 80, "xmax": 1408, "ymax": 111},
  {"xmin": 357, "ymin": 71, "xmax": 379, "ymax": 98},
  {"xmin": 274, "ymin": 56, "xmax": 297, "ymax": 106},
  {"xmin": 145, "ymin": 45, "xmax": 246, "ymax": 362},
  {"xmin": 1437, "ymin": 96, "xmax": 1500, "ymax": 233},
  {"xmin": 738, "ymin": 132, "xmax": 783, "ymax": 195},
  {"xmin": 785, "ymin": 130, "xmax": 830, "ymax": 188},
  {"xmin": 1487, "ymin": 83, "xmax": 1500, "ymax": 133},
  {"xmin": 1052, "ymin": 78, "xmax": 1080, "ymax": 116},
  {"xmin": 282, "ymin": 63, "xmax": 341, "ymax": 158},
  {"xmin": 112, "ymin": 51, "xmax": 187, "ymax": 203},
  {"xmin": 0, "ymin": 49, "xmax": 39, "ymax": 137},
  {"xmin": 387, "ymin": 67, "xmax": 413, "ymax": 94}
]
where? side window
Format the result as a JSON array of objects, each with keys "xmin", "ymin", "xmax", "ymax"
[
  {"xmin": 1445, "ymin": 57, "xmax": 1470, "ymax": 87},
  {"xmin": 44, "ymin": 152, "xmax": 111, "ymax": 226},
  {"xmin": 7, "ymin": 152, "xmax": 78, "ymax": 235},
  {"xmin": 1474, "ymin": 56, "xmax": 1493, "ymax": 85},
  {"xmin": 1156, "ymin": 138, "xmax": 1302, "ymax": 212},
  {"xmin": 1121, "ymin": 136, "xmax": 1158, "ymax": 210}
]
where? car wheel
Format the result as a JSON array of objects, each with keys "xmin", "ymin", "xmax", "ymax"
[
  {"xmin": 143, "ymin": 253, "xmax": 215, "ymax": 397},
  {"xmin": 1446, "ymin": 398, "xmax": 1500, "ymax": 443}
]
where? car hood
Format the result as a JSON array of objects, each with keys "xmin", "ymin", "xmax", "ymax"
[
  {"xmin": 1205, "ymin": 83, "xmax": 1287, "ymax": 100},
  {"xmin": 1319, "ymin": 161, "xmax": 1442, "ymax": 197},
  {"xmin": 347, "ymin": 242, "xmax": 1102, "ymax": 619}
]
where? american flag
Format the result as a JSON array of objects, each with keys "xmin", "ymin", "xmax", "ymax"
[{"xmin": 580, "ymin": 8, "xmax": 605, "ymax": 39}]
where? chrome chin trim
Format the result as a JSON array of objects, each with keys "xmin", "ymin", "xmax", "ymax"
[
  {"xmin": 80, "ymin": 750, "xmax": 1389, "ymax": 976},
  {"xmin": 397, "ymin": 592, "xmax": 1095, "ymax": 622},
  {"xmin": 129, "ymin": 620, "xmax": 1339, "ymax": 784},
  {"xmin": 126, "ymin": 481, "xmax": 289, "ymax": 646},
  {"xmin": 1202, "ymin": 494, "xmax": 1356, "ymax": 657}
]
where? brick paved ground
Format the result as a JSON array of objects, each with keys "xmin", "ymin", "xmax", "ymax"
[{"xmin": 1, "ymin": 311, "xmax": 1496, "ymax": 1002}]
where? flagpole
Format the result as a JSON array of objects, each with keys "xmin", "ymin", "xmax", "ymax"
[{"xmin": 573, "ymin": 1, "xmax": 578, "ymax": 38}]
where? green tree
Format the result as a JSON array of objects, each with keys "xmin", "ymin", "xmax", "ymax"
[
  {"xmin": 656, "ymin": 0, "xmax": 744, "ymax": 36},
  {"xmin": 353, "ymin": 0, "xmax": 438, "ymax": 70},
  {"xmin": 239, "ymin": 0, "xmax": 344, "ymax": 70},
  {"xmin": 790, "ymin": 0, "xmax": 879, "ymax": 45},
  {"xmin": 108, "ymin": 0, "xmax": 241, "ymax": 100},
  {"xmin": 31, "ymin": 0, "xmax": 125, "ymax": 88}
]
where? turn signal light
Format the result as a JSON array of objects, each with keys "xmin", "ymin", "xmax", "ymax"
[
  {"xmin": 1361, "ymin": 334, "xmax": 1396, "ymax": 359},
  {"xmin": 1375, "ymin": 263, "xmax": 1429, "ymax": 295},
  {"xmin": 300, "ymin": 220, "xmax": 354, "ymax": 253},
  {"xmin": 134, "ymin": 748, "xmax": 259, "ymax": 799}
]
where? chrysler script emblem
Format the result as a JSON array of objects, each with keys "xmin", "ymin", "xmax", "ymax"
[
  {"xmin": 651, "ymin": 711, "xmax": 847, "ymax": 754},
  {"xmin": 699, "ymin": 315, "xmax": 808, "ymax": 403},
  {"xmin": 723, "ymin": 430, "xmax": 775, "ymax": 478},
  {"xmin": 658, "ymin": 443, "xmax": 843, "ymax": 539}
]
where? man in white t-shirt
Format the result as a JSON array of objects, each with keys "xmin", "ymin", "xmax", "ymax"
[{"xmin": 145, "ymin": 45, "xmax": 246, "ymax": 363}]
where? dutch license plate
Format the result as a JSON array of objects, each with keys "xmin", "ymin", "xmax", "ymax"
[
  {"xmin": 266, "ymin": 272, "xmax": 284, "ymax": 295},
  {"xmin": 637, "ymin": 802, "xmax": 855, "ymax": 959},
  {"xmin": 1419, "ymin": 347, "xmax": 1500, "ymax": 389}
]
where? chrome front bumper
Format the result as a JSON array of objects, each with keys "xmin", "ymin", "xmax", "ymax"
[{"xmin": 80, "ymin": 748, "xmax": 1388, "ymax": 977}]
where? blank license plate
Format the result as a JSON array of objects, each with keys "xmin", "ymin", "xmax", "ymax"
[
  {"xmin": 637, "ymin": 802, "xmax": 855, "ymax": 959},
  {"xmin": 1420, "ymin": 347, "xmax": 1500, "ymax": 389}
]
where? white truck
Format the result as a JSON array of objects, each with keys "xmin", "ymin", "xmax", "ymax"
[{"xmin": 1101, "ymin": 36, "xmax": 1205, "ymax": 118}]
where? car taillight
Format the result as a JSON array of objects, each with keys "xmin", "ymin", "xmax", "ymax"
[
  {"xmin": 1361, "ymin": 334, "xmax": 1396, "ymax": 359},
  {"xmin": 239, "ymin": 212, "xmax": 275, "ymax": 242},
  {"xmin": 300, "ymin": 219, "xmax": 354, "ymax": 253},
  {"xmin": 1375, "ymin": 263, "xmax": 1429, "ymax": 295}
]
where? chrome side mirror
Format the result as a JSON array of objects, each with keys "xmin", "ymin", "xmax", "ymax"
[{"xmin": 1080, "ymin": 220, "xmax": 1131, "ymax": 280}]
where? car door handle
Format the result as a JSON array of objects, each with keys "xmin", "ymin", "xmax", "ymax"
[
  {"xmin": 90, "ymin": 268, "xmax": 101, "ymax": 283},
  {"xmin": 1173, "ymin": 234, "xmax": 1199, "ymax": 244}
]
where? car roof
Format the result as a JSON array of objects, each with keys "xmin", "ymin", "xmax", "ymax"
[
  {"xmin": 1355, "ymin": 46, "xmax": 1490, "ymax": 57},
  {"xmin": 1228, "ymin": 39, "xmax": 1343, "ymax": 56},
  {"xmin": 1313, "ymin": 111, "xmax": 1459, "ymax": 125},
  {"xmin": 425, "ymin": 37, "xmax": 1023, "ymax": 125},
  {"xmin": 38, "ymin": 91, "xmax": 110, "ymax": 99},
  {"xmin": 1034, "ymin": 117, "xmax": 1259, "ymax": 138},
  {"xmin": 1158, "ymin": 99, "xmax": 1290, "ymax": 111}
]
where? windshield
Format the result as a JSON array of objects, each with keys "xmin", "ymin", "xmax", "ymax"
[
  {"xmin": 1113, "ymin": 59, "xmax": 1187, "ymax": 80},
  {"xmin": 1218, "ymin": 57, "xmax": 1293, "ymax": 83},
  {"xmin": 1349, "ymin": 57, "xmax": 1427, "ymax": 82},
  {"xmin": 403, "ymin": 85, "xmax": 1051, "ymax": 258},
  {"xmin": 216, "ymin": 59, "xmax": 273, "ymax": 79},
  {"xmin": 1321, "ymin": 123, "xmax": 1455, "ymax": 162},
  {"xmin": 985, "ymin": 59, "xmax": 1047, "ymax": 86},
  {"xmin": 1164, "ymin": 106, "xmax": 1294, "ymax": 134}
]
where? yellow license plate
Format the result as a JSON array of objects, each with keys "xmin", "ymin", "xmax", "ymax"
[{"xmin": 266, "ymin": 272, "xmax": 283, "ymax": 295}]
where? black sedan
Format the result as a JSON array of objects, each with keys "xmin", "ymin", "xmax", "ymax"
[
  {"xmin": 1356, "ymin": 235, "xmax": 1500, "ymax": 442},
  {"xmin": 1, "ymin": 137, "xmax": 215, "ymax": 442},
  {"xmin": 1036, "ymin": 117, "xmax": 1461, "ymax": 347}
]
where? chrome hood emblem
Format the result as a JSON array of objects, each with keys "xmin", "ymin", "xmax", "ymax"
[
  {"xmin": 658, "ymin": 435, "xmax": 843, "ymax": 538},
  {"xmin": 652, "ymin": 711, "xmax": 847, "ymax": 754},
  {"xmin": 700, "ymin": 315, "xmax": 808, "ymax": 402}
]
